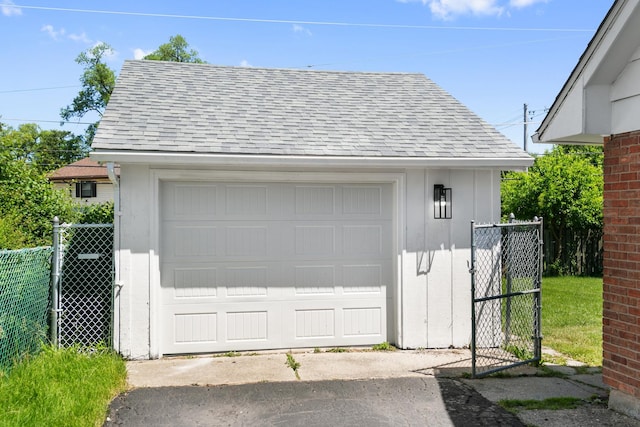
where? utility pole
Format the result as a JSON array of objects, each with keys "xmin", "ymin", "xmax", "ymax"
[{"xmin": 523, "ymin": 103, "xmax": 528, "ymax": 153}]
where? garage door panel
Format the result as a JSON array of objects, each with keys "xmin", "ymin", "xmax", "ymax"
[
  {"xmin": 160, "ymin": 181, "xmax": 392, "ymax": 354},
  {"xmin": 224, "ymin": 185, "xmax": 268, "ymax": 216},
  {"xmin": 283, "ymin": 298, "xmax": 386, "ymax": 347},
  {"xmin": 162, "ymin": 182, "xmax": 219, "ymax": 220}
]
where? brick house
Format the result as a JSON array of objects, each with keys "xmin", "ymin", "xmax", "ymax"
[{"xmin": 534, "ymin": 0, "xmax": 640, "ymax": 419}]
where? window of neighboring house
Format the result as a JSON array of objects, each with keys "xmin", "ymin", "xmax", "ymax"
[{"xmin": 75, "ymin": 181, "xmax": 97, "ymax": 198}]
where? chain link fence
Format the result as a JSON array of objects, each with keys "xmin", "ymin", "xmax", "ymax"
[
  {"xmin": 54, "ymin": 223, "xmax": 114, "ymax": 348},
  {"xmin": 0, "ymin": 247, "xmax": 53, "ymax": 373},
  {"xmin": 470, "ymin": 217, "xmax": 543, "ymax": 377}
]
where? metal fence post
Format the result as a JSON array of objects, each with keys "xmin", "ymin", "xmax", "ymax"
[
  {"xmin": 50, "ymin": 216, "xmax": 61, "ymax": 346},
  {"xmin": 534, "ymin": 216, "xmax": 544, "ymax": 363},
  {"xmin": 504, "ymin": 213, "xmax": 515, "ymax": 347},
  {"xmin": 470, "ymin": 220, "xmax": 477, "ymax": 378}
]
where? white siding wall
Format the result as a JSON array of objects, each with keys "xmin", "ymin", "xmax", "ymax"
[
  {"xmin": 611, "ymin": 54, "xmax": 640, "ymax": 135},
  {"xmin": 115, "ymin": 165, "xmax": 500, "ymax": 359},
  {"xmin": 401, "ymin": 169, "xmax": 499, "ymax": 349},
  {"xmin": 53, "ymin": 181, "xmax": 114, "ymax": 205}
]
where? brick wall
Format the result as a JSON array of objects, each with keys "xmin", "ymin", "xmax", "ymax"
[{"xmin": 603, "ymin": 131, "xmax": 640, "ymax": 399}]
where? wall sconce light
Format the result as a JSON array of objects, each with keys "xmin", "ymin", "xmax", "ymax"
[{"xmin": 434, "ymin": 184, "xmax": 452, "ymax": 219}]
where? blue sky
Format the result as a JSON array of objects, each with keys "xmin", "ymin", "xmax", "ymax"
[{"xmin": 1, "ymin": 0, "xmax": 613, "ymax": 153}]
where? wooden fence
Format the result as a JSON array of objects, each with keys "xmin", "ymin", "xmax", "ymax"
[{"xmin": 543, "ymin": 228, "xmax": 603, "ymax": 276}]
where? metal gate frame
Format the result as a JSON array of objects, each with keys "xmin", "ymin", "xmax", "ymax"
[
  {"xmin": 470, "ymin": 216, "xmax": 543, "ymax": 378},
  {"xmin": 50, "ymin": 218, "xmax": 114, "ymax": 348}
]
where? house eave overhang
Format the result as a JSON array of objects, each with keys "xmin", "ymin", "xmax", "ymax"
[
  {"xmin": 531, "ymin": 132, "xmax": 605, "ymax": 146},
  {"xmin": 90, "ymin": 151, "xmax": 533, "ymax": 171},
  {"xmin": 536, "ymin": 0, "xmax": 640, "ymax": 144}
]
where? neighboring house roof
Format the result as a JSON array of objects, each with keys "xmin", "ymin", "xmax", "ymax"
[
  {"xmin": 92, "ymin": 60, "xmax": 531, "ymax": 167},
  {"xmin": 535, "ymin": 0, "xmax": 640, "ymax": 144},
  {"xmin": 49, "ymin": 157, "xmax": 119, "ymax": 182}
]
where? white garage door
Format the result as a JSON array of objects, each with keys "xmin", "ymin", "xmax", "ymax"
[{"xmin": 160, "ymin": 181, "xmax": 393, "ymax": 354}]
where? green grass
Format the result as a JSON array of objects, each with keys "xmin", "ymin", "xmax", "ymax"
[
  {"xmin": 542, "ymin": 276, "xmax": 602, "ymax": 366},
  {"xmin": 371, "ymin": 342, "xmax": 396, "ymax": 351},
  {"xmin": 499, "ymin": 397, "xmax": 584, "ymax": 412},
  {"xmin": 0, "ymin": 345, "xmax": 127, "ymax": 427}
]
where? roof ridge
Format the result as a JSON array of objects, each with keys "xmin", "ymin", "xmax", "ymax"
[{"xmin": 123, "ymin": 59, "xmax": 425, "ymax": 77}]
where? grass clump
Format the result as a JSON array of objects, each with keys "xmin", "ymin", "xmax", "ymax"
[
  {"xmin": 499, "ymin": 397, "xmax": 583, "ymax": 412},
  {"xmin": 542, "ymin": 277, "xmax": 602, "ymax": 366},
  {"xmin": 327, "ymin": 347, "xmax": 348, "ymax": 353},
  {"xmin": 0, "ymin": 345, "xmax": 127, "ymax": 427},
  {"xmin": 371, "ymin": 342, "xmax": 396, "ymax": 351}
]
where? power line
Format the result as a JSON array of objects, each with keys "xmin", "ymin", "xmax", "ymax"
[
  {"xmin": 14, "ymin": 4, "xmax": 595, "ymax": 33},
  {"xmin": 1, "ymin": 118, "xmax": 94, "ymax": 125},
  {"xmin": 0, "ymin": 85, "xmax": 79, "ymax": 94},
  {"xmin": 303, "ymin": 34, "xmax": 584, "ymax": 68}
]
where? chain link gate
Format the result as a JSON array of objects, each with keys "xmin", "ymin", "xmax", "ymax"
[
  {"xmin": 51, "ymin": 219, "xmax": 114, "ymax": 348},
  {"xmin": 470, "ymin": 216, "xmax": 543, "ymax": 378}
]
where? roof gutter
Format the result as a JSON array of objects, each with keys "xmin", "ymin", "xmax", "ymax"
[
  {"xmin": 91, "ymin": 151, "xmax": 534, "ymax": 170},
  {"xmin": 106, "ymin": 162, "xmax": 123, "ymax": 354}
]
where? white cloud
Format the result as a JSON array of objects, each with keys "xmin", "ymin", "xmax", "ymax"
[
  {"xmin": 398, "ymin": 0, "xmax": 547, "ymax": 19},
  {"xmin": 509, "ymin": 0, "xmax": 547, "ymax": 8},
  {"xmin": 429, "ymin": 0, "xmax": 504, "ymax": 19},
  {"xmin": 1, "ymin": 0, "xmax": 22, "ymax": 16},
  {"xmin": 133, "ymin": 48, "xmax": 152, "ymax": 60},
  {"xmin": 68, "ymin": 32, "xmax": 92, "ymax": 44},
  {"xmin": 41, "ymin": 24, "xmax": 66, "ymax": 40},
  {"xmin": 292, "ymin": 24, "xmax": 312, "ymax": 36},
  {"xmin": 240, "ymin": 60, "xmax": 252, "ymax": 67}
]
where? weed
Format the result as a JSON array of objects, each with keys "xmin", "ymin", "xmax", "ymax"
[
  {"xmin": 371, "ymin": 342, "xmax": 396, "ymax": 351},
  {"xmin": 313, "ymin": 347, "xmax": 321, "ymax": 354},
  {"xmin": 535, "ymin": 366, "xmax": 568, "ymax": 378},
  {"xmin": 542, "ymin": 354, "xmax": 568, "ymax": 366},
  {"xmin": 572, "ymin": 365, "xmax": 593, "ymax": 375},
  {"xmin": 285, "ymin": 353, "xmax": 301, "ymax": 380},
  {"xmin": 503, "ymin": 344, "xmax": 534, "ymax": 361},
  {"xmin": 216, "ymin": 351, "xmax": 241, "ymax": 358},
  {"xmin": 327, "ymin": 348, "xmax": 348, "ymax": 353},
  {"xmin": 499, "ymin": 397, "xmax": 583, "ymax": 412}
]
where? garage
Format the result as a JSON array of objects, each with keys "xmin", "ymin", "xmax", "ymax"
[
  {"xmin": 159, "ymin": 180, "xmax": 393, "ymax": 354},
  {"xmin": 92, "ymin": 61, "xmax": 533, "ymax": 358}
]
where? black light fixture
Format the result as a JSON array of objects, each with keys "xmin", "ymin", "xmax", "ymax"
[{"xmin": 434, "ymin": 184, "xmax": 452, "ymax": 219}]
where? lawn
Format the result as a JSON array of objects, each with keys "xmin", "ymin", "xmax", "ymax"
[
  {"xmin": 542, "ymin": 276, "xmax": 602, "ymax": 366},
  {"xmin": 0, "ymin": 345, "xmax": 127, "ymax": 427}
]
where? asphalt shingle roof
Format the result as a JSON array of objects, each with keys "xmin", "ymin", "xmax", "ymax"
[{"xmin": 92, "ymin": 60, "xmax": 530, "ymax": 160}]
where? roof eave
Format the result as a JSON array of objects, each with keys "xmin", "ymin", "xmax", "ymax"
[
  {"xmin": 90, "ymin": 150, "xmax": 533, "ymax": 171},
  {"xmin": 536, "ymin": 0, "xmax": 627, "ymax": 142},
  {"xmin": 532, "ymin": 132, "xmax": 605, "ymax": 146}
]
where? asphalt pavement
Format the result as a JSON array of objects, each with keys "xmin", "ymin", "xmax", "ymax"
[{"xmin": 103, "ymin": 349, "xmax": 640, "ymax": 427}]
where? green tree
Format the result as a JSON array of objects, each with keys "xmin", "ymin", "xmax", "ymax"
[
  {"xmin": 0, "ymin": 157, "xmax": 76, "ymax": 249},
  {"xmin": 0, "ymin": 122, "xmax": 78, "ymax": 248},
  {"xmin": 502, "ymin": 146, "xmax": 603, "ymax": 274},
  {"xmin": 60, "ymin": 43, "xmax": 116, "ymax": 144},
  {"xmin": 0, "ymin": 124, "xmax": 88, "ymax": 173},
  {"xmin": 143, "ymin": 34, "xmax": 205, "ymax": 63},
  {"xmin": 34, "ymin": 129, "xmax": 88, "ymax": 172},
  {"xmin": 0, "ymin": 123, "xmax": 39, "ymax": 162}
]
